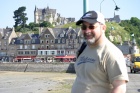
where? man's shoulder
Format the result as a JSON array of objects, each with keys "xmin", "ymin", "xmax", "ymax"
[{"xmin": 102, "ymin": 39, "xmax": 124, "ymax": 58}]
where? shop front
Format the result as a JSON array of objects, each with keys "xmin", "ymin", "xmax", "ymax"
[
  {"xmin": 15, "ymin": 56, "xmax": 36, "ymax": 62},
  {"xmin": 54, "ymin": 55, "xmax": 76, "ymax": 62}
]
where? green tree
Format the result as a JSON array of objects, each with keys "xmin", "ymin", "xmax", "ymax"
[
  {"xmin": 29, "ymin": 22, "xmax": 36, "ymax": 30},
  {"xmin": 119, "ymin": 17, "xmax": 140, "ymax": 47},
  {"xmin": 40, "ymin": 21, "xmax": 53, "ymax": 27},
  {"xmin": 13, "ymin": 6, "xmax": 28, "ymax": 31}
]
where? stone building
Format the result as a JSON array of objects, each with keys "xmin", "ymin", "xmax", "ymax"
[{"xmin": 34, "ymin": 6, "xmax": 75, "ymax": 26}]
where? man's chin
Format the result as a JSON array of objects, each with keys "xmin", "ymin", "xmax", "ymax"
[{"xmin": 86, "ymin": 40, "xmax": 95, "ymax": 45}]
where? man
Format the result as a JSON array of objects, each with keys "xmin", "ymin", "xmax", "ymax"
[{"xmin": 71, "ymin": 10, "xmax": 129, "ymax": 93}]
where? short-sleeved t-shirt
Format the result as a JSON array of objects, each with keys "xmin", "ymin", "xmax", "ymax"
[{"xmin": 71, "ymin": 38, "xmax": 129, "ymax": 93}]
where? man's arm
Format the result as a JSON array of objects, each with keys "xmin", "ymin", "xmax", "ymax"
[{"xmin": 111, "ymin": 80, "xmax": 127, "ymax": 93}]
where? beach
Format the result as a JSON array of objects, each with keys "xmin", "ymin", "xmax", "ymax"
[{"xmin": 0, "ymin": 71, "xmax": 76, "ymax": 93}]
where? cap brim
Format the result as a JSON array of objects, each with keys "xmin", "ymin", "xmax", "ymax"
[{"xmin": 76, "ymin": 19, "xmax": 97, "ymax": 25}]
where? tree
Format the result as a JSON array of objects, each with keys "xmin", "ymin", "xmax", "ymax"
[
  {"xmin": 13, "ymin": 6, "xmax": 28, "ymax": 31},
  {"xmin": 29, "ymin": 22, "xmax": 36, "ymax": 30},
  {"xmin": 40, "ymin": 21, "xmax": 53, "ymax": 27}
]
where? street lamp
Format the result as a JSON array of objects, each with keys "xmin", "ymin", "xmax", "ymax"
[
  {"xmin": 112, "ymin": 0, "xmax": 120, "ymax": 11},
  {"xmin": 100, "ymin": 0, "xmax": 120, "ymax": 13},
  {"xmin": 100, "ymin": 0, "xmax": 105, "ymax": 13},
  {"xmin": 83, "ymin": 0, "xmax": 89, "ymax": 14}
]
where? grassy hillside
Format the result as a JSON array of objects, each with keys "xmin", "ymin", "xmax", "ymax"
[{"xmin": 62, "ymin": 22, "xmax": 130, "ymax": 44}]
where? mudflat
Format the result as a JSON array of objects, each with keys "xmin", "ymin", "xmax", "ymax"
[{"xmin": 0, "ymin": 71, "xmax": 76, "ymax": 93}]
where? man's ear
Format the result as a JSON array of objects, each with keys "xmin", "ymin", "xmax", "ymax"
[{"xmin": 102, "ymin": 25, "xmax": 106, "ymax": 31}]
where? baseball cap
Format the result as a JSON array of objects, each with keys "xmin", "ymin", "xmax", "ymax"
[{"xmin": 76, "ymin": 10, "xmax": 105, "ymax": 25}]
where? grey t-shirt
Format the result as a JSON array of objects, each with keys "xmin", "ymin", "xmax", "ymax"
[{"xmin": 71, "ymin": 39, "xmax": 129, "ymax": 93}]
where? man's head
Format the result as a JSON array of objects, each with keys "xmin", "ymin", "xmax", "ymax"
[
  {"xmin": 76, "ymin": 10, "xmax": 106, "ymax": 46},
  {"xmin": 76, "ymin": 11, "xmax": 105, "ymax": 26}
]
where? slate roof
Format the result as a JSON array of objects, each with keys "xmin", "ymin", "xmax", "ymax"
[
  {"xmin": 16, "ymin": 33, "xmax": 40, "ymax": 44},
  {"xmin": 1, "ymin": 28, "xmax": 12, "ymax": 39}
]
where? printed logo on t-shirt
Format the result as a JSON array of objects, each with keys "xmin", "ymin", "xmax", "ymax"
[{"xmin": 77, "ymin": 56, "xmax": 95, "ymax": 65}]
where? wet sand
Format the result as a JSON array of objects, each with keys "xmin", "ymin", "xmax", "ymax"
[{"xmin": 0, "ymin": 71, "xmax": 76, "ymax": 93}]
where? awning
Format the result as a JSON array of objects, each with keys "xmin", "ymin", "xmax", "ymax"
[
  {"xmin": 15, "ymin": 56, "xmax": 36, "ymax": 59},
  {"xmin": 54, "ymin": 56, "xmax": 76, "ymax": 59}
]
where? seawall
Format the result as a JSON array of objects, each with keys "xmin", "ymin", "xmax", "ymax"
[{"xmin": 0, "ymin": 62, "xmax": 75, "ymax": 73}]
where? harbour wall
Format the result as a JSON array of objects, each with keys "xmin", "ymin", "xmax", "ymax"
[{"xmin": 0, "ymin": 62, "xmax": 75, "ymax": 73}]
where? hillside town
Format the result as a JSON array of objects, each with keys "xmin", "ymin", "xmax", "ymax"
[{"xmin": 0, "ymin": 6, "xmax": 139, "ymax": 63}]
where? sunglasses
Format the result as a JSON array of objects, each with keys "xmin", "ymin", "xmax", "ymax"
[
  {"xmin": 81, "ymin": 22, "xmax": 103, "ymax": 30},
  {"xmin": 81, "ymin": 25, "xmax": 95, "ymax": 30}
]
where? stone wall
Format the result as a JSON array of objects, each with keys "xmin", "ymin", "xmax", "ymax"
[{"xmin": 0, "ymin": 62, "xmax": 75, "ymax": 73}]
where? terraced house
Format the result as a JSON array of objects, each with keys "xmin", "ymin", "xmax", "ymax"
[
  {"xmin": 0, "ymin": 28, "xmax": 17, "ymax": 62},
  {"xmin": 7, "ymin": 27, "xmax": 83, "ymax": 62}
]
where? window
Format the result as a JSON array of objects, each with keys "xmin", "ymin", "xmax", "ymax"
[
  {"xmin": 25, "ymin": 51, "xmax": 30, "ymax": 54},
  {"xmin": 57, "ymin": 51, "xmax": 60, "ymax": 54},
  {"xmin": 32, "ymin": 45, "xmax": 35, "ymax": 49},
  {"xmin": 20, "ymin": 40, "xmax": 23, "ymax": 43},
  {"xmin": 51, "ymin": 51, "xmax": 55, "ymax": 55},
  {"xmin": 46, "ymin": 40, "xmax": 49, "ymax": 43},
  {"xmin": 45, "ymin": 51, "xmax": 48, "ymax": 55},
  {"xmin": 24, "ymin": 45, "xmax": 27, "ymax": 49},
  {"xmin": 51, "ymin": 45, "xmax": 54, "ymax": 49},
  {"xmin": 25, "ymin": 40, "xmax": 28, "ymax": 44},
  {"xmin": 61, "ymin": 51, "xmax": 64, "ymax": 55},
  {"xmin": 45, "ymin": 34, "xmax": 50, "ymax": 38},
  {"xmin": 20, "ymin": 45, "xmax": 23, "ymax": 49},
  {"xmin": 41, "ymin": 40, "xmax": 44, "ymax": 43},
  {"xmin": 58, "ymin": 39, "xmax": 60, "ymax": 43},
  {"xmin": 46, "ymin": 45, "xmax": 49, "ymax": 49},
  {"xmin": 62, "ymin": 39, "xmax": 65, "ymax": 43},
  {"xmin": 60, "ymin": 34, "xmax": 64, "ymax": 37},
  {"xmin": 40, "ymin": 51, "xmax": 43, "ymax": 55},
  {"xmin": 31, "ymin": 51, "xmax": 35, "ymax": 54},
  {"xmin": 32, "ymin": 39, "xmax": 35, "ymax": 43},
  {"xmin": 51, "ymin": 40, "xmax": 54, "ymax": 43}
]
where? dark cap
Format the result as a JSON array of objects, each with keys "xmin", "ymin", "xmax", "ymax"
[{"xmin": 76, "ymin": 10, "xmax": 105, "ymax": 25}]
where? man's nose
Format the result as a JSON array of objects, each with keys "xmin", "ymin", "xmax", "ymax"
[{"xmin": 84, "ymin": 28, "xmax": 92, "ymax": 33}]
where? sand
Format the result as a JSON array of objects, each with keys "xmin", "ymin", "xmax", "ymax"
[{"xmin": 0, "ymin": 71, "xmax": 76, "ymax": 93}]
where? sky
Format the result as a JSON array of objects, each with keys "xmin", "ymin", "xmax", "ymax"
[{"xmin": 0, "ymin": 0, "xmax": 140, "ymax": 28}]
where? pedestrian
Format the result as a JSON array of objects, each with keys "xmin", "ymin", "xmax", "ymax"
[{"xmin": 71, "ymin": 10, "xmax": 129, "ymax": 93}]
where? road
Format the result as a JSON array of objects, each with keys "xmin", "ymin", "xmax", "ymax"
[{"xmin": 127, "ymin": 67, "xmax": 140, "ymax": 93}]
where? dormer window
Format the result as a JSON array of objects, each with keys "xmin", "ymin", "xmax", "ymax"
[
  {"xmin": 60, "ymin": 34, "xmax": 64, "ymax": 37},
  {"xmin": 20, "ymin": 40, "xmax": 23, "ymax": 43},
  {"xmin": 32, "ymin": 39, "xmax": 35, "ymax": 43},
  {"xmin": 62, "ymin": 39, "xmax": 65, "ymax": 43}
]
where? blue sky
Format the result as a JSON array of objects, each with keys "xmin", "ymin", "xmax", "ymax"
[{"xmin": 0, "ymin": 0, "xmax": 140, "ymax": 28}]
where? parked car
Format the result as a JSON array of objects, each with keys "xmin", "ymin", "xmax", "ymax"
[
  {"xmin": 130, "ymin": 54, "xmax": 140, "ymax": 73},
  {"xmin": 34, "ymin": 59, "xmax": 42, "ymax": 63}
]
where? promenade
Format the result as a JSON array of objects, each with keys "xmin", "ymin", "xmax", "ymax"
[
  {"xmin": 0, "ymin": 67, "xmax": 140, "ymax": 93},
  {"xmin": 127, "ymin": 67, "xmax": 140, "ymax": 93}
]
